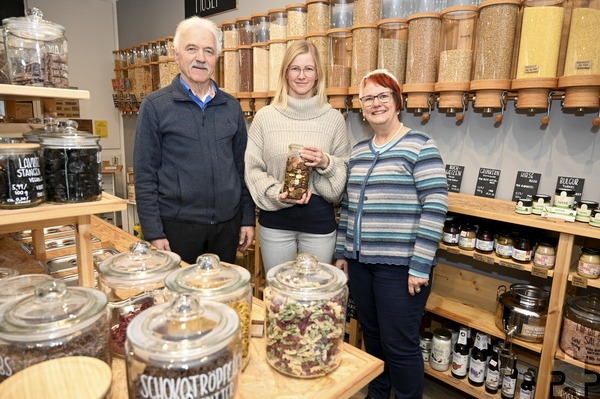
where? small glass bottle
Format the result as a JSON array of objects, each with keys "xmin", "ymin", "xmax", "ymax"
[
  {"xmin": 577, "ymin": 247, "xmax": 600, "ymax": 279},
  {"xmin": 458, "ymin": 223, "xmax": 477, "ymax": 251},
  {"xmin": 451, "ymin": 326, "xmax": 470, "ymax": 379},
  {"xmin": 282, "ymin": 144, "xmax": 310, "ymax": 200},
  {"xmin": 475, "ymin": 229, "xmax": 495, "ymax": 254},
  {"xmin": 484, "ymin": 345, "xmax": 500, "ymax": 394},
  {"xmin": 512, "ymin": 236, "xmax": 534, "ymax": 264},
  {"xmin": 468, "ymin": 331, "xmax": 488, "ymax": 387}
]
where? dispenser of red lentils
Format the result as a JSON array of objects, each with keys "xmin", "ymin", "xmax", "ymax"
[
  {"xmin": 435, "ymin": 5, "xmax": 478, "ymax": 121},
  {"xmin": 403, "ymin": 0, "xmax": 444, "ymax": 121},
  {"xmin": 470, "ymin": 0, "xmax": 521, "ymax": 122},
  {"xmin": 558, "ymin": 0, "xmax": 600, "ymax": 126},
  {"xmin": 511, "ymin": 0, "xmax": 566, "ymax": 124}
]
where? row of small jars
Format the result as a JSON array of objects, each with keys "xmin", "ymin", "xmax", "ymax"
[
  {"xmin": 0, "ymin": 120, "xmax": 103, "ymax": 209},
  {"xmin": 515, "ymin": 190, "xmax": 600, "ymax": 228}
]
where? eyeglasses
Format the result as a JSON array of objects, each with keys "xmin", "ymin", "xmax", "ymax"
[
  {"xmin": 288, "ymin": 65, "xmax": 317, "ymax": 78},
  {"xmin": 359, "ymin": 92, "xmax": 394, "ymax": 107}
]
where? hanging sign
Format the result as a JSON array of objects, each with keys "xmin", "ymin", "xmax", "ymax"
[
  {"xmin": 475, "ymin": 168, "xmax": 501, "ymax": 198},
  {"xmin": 512, "ymin": 171, "xmax": 541, "ymax": 201},
  {"xmin": 185, "ymin": 0, "xmax": 237, "ymax": 18},
  {"xmin": 445, "ymin": 164, "xmax": 464, "ymax": 193}
]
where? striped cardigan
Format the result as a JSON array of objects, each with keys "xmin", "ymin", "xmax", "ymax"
[{"xmin": 335, "ymin": 129, "xmax": 448, "ymax": 275}]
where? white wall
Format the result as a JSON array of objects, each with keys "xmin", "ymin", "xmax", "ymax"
[{"xmin": 114, "ymin": 0, "xmax": 600, "ymax": 202}]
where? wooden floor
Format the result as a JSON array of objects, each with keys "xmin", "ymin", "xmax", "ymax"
[{"xmin": 349, "ymin": 375, "xmax": 470, "ymax": 399}]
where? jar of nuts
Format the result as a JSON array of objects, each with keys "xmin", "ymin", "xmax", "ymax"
[
  {"xmin": 97, "ymin": 240, "xmax": 181, "ymax": 357},
  {"xmin": 164, "ymin": 253, "xmax": 253, "ymax": 369},
  {"xmin": 125, "ymin": 294, "xmax": 242, "ymax": 399},
  {"xmin": 0, "ymin": 279, "xmax": 110, "ymax": 383},
  {"xmin": 282, "ymin": 143, "xmax": 311, "ymax": 200}
]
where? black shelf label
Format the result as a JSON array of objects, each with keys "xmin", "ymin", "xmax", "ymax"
[
  {"xmin": 185, "ymin": 0, "xmax": 237, "ymax": 17},
  {"xmin": 446, "ymin": 164, "xmax": 464, "ymax": 193},
  {"xmin": 475, "ymin": 168, "xmax": 501, "ymax": 198},
  {"xmin": 556, "ymin": 176, "xmax": 585, "ymax": 202},
  {"xmin": 512, "ymin": 171, "xmax": 541, "ymax": 201}
]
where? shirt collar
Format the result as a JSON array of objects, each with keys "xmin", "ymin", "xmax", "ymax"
[{"xmin": 179, "ymin": 77, "xmax": 215, "ymax": 107}]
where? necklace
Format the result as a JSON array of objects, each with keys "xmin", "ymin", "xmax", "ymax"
[{"xmin": 373, "ymin": 123, "xmax": 404, "ymax": 148}]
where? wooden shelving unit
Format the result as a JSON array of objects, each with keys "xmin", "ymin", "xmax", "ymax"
[
  {"xmin": 0, "ymin": 84, "xmax": 90, "ymax": 101},
  {"xmin": 427, "ymin": 192, "xmax": 600, "ymax": 399}
]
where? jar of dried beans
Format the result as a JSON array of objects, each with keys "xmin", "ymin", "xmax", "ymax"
[
  {"xmin": 125, "ymin": 294, "xmax": 242, "ymax": 398},
  {"xmin": 0, "ymin": 279, "xmax": 110, "ymax": 383},
  {"xmin": 264, "ymin": 253, "xmax": 349, "ymax": 378},
  {"xmin": 282, "ymin": 143, "xmax": 311, "ymax": 200},
  {"xmin": 560, "ymin": 294, "xmax": 600, "ymax": 365},
  {"xmin": 165, "ymin": 253, "xmax": 252, "ymax": 369},
  {"xmin": 97, "ymin": 240, "xmax": 181, "ymax": 357}
]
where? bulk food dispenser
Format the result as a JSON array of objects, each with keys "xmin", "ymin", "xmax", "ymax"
[
  {"xmin": 470, "ymin": 0, "xmax": 521, "ymax": 122},
  {"xmin": 221, "ymin": 21, "xmax": 239, "ymax": 98},
  {"xmin": 403, "ymin": 0, "xmax": 443, "ymax": 121},
  {"xmin": 435, "ymin": 5, "xmax": 478, "ymax": 121},
  {"xmin": 558, "ymin": 0, "xmax": 600, "ymax": 126},
  {"xmin": 251, "ymin": 13, "xmax": 270, "ymax": 112},
  {"xmin": 511, "ymin": 0, "xmax": 566, "ymax": 124},
  {"xmin": 326, "ymin": 28, "xmax": 352, "ymax": 113},
  {"xmin": 236, "ymin": 17, "xmax": 254, "ymax": 117}
]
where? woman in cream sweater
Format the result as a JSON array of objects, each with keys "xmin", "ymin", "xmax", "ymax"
[{"xmin": 244, "ymin": 40, "xmax": 350, "ymax": 272}]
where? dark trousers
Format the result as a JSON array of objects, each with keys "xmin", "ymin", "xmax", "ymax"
[
  {"xmin": 347, "ymin": 259, "xmax": 431, "ymax": 399},
  {"xmin": 162, "ymin": 212, "xmax": 241, "ymax": 264}
]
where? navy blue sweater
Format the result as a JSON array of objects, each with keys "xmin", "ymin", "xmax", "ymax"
[{"xmin": 133, "ymin": 76, "xmax": 255, "ymax": 242}]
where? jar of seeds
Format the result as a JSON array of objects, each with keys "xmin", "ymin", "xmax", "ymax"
[
  {"xmin": 377, "ymin": 18, "xmax": 408, "ymax": 84},
  {"xmin": 238, "ymin": 45, "xmax": 253, "ymax": 93},
  {"xmin": 125, "ymin": 294, "xmax": 242, "ymax": 399},
  {"xmin": 283, "ymin": 144, "xmax": 310, "ymax": 200},
  {"xmin": 327, "ymin": 28, "xmax": 352, "ymax": 88},
  {"xmin": 268, "ymin": 39, "xmax": 287, "ymax": 93},
  {"xmin": 222, "ymin": 21, "xmax": 238, "ymax": 48},
  {"xmin": 405, "ymin": 13, "xmax": 441, "ymax": 85},
  {"xmin": 353, "ymin": 0, "xmax": 381, "ymax": 24},
  {"xmin": 0, "ymin": 279, "xmax": 110, "ymax": 383},
  {"xmin": 165, "ymin": 253, "xmax": 253, "ymax": 370},
  {"xmin": 222, "ymin": 48, "xmax": 240, "ymax": 95},
  {"xmin": 437, "ymin": 6, "xmax": 477, "ymax": 84},
  {"xmin": 307, "ymin": 0, "xmax": 331, "ymax": 34},
  {"xmin": 236, "ymin": 17, "xmax": 254, "ymax": 46},
  {"xmin": 268, "ymin": 8, "xmax": 288, "ymax": 40},
  {"xmin": 286, "ymin": 3, "xmax": 308, "ymax": 37},
  {"xmin": 252, "ymin": 42, "xmax": 269, "ymax": 93},
  {"xmin": 350, "ymin": 23, "xmax": 378, "ymax": 87}
]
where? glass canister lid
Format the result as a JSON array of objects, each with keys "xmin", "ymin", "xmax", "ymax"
[
  {"xmin": 126, "ymin": 293, "xmax": 240, "ymax": 360},
  {"xmin": 38, "ymin": 121, "xmax": 99, "ymax": 147},
  {"xmin": 0, "ymin": 279, "xmax": 107, "ymax": 342},
  {"xmin": 266, "ymin": 253, "xmax": 347, "ymax": 298},
  {"xmin": 97, "ymin": 241, "xmax": 181, "ymax": 288},
  {"xmin": 0, "ymin": 274, "xmax": 53, "ymax": 304},
  {"xmin": 165, "ymin": 253, "xmax": 250, "ymax": 300},
  {"xmin": 2, "ymin": 8, "xmax": 65, "ymax": 41},
  {"xmin": 0, "ymin": 268, "xmax": 19, "ymax": 281},
  {"xmin": 566, "ymin": 294, "xmax": 600, "ymax": 324}
]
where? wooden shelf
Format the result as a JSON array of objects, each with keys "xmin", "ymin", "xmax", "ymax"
[
  {"xmin": 567, "ymin": 271, "xmax": 600, "ymax": 289},
  {"xmin": 0, "ymin": 84, "xmax": 90, "ymax": 101},
  {"xmin": 439, "ymin": 243, "xmax": 555, "ymax": 278},
  {"xmin": 426, "ymin": 292, "xmax": 543, "ymax": 353},
  {"xmin": 424, "ymin": 363, "xmax": 509, "ymax": 399},
  {"xmin": 555, "ymin": 348, "xmax": 600, "ymax": 374}
]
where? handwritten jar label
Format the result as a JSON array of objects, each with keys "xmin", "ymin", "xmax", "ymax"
[{"xmin": 0, "ymin": 144, "xmax": 45, "ymax": 208}]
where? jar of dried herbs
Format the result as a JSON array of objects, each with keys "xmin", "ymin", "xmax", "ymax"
[{"xmin": 282, "ymin": 144, "xmax": 310, "ymax": 200}]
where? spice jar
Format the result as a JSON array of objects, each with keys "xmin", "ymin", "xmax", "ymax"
[
  {"xmin": 515, "ymin": 198, "xmax": 534, "ymax": 215},
  {"xmin": 512, "ymin": 236, "xmax": 534, "ymax": 264},
  {"xmin": 97, "ymin": 240, "xmax": 181, "ymax": 356},
  {"xmin": 458, "ymin": 223, "xmax": 477, "ymax": 251},
  {"xmin": 575, "ymin": 200, "xmax": 599, "ymax": 223},
  {"xmin": 442, "ymin": 218, "xmax": 460, "ymax": 246},
  {"xmin": 165, "ymin": 253, "xmax": 252, "ymax": 369},
  {"xmin": 282, "ymin": 144, "xmax": 310, "ymax": 200},
  {"xmin": 591, "ymin": 209, "xmax": 600, "ymax": 228},
  {"xmin": 430, "ymin": 327, "xmax": 452, "ymax": 371},
  {"xmin": 476, "ymin": 228, "xmax": 495, "ymax": 254},
  {"xmin": 554, "ymin": 188, "xmax": 576, "ymax": 209},
  {"xmin": 495, "ymin": 231, "xmax": 514, "ymax": 259},
  {"xmin": 0, "ymin": 143, "xmax": 45, "ymax": 208},
  {"xmin": 577, "ymin": 247, "xmax": 600, "ymax": 279},
  {"xmin": 533, "ymin": 238, "xmax": 557, "ymax": 269},
  {"xmin": 39, "ymin": 122, "xmax": 102, "ymax": 203},
  {"xmin": 560, "ymin": 294, "xmax": 600, "ymax": 365},
  {"xmin": 125, "ymin": 294, "xmax": 242, "ymax": 398},
  {"xmin": 0, "ymin": 274, "xmax": 52, "ymax": 305},
  {"xmin": 0, "ymin": 279, "xmax": 110, "ymax": 383},
  {"xmin": 2, "ymin": 7, "xmax": 68, "ymax": 88},
  {"xmin": 532, "ymin": 193, "xmax": 552, "ymax": 215},
  {"xmin": 264, "ymin": 253, "xmax": 348, "ymax": 378}
]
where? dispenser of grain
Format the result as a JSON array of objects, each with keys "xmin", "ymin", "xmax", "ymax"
[
  {"xmin": 252, "ymin": 13, "xmax": 270, "ymax": 112},
  {"xmin": 326, "ymin": 28, "xmax": 352, "ymax": 109}
]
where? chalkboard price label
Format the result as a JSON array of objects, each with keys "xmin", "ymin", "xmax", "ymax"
[
  {"xmin": 446, "ymin": 164, "xmax": 464, "ymax": 193},
  {"xmin": 556, "ymin": 176, "xmax": 585, "ymax": 203},
  {"xmin": 512, "ymin": 171, "xmax": 541, "ymax": 201},
  {"xmin": 475, "ymin": 168, "xmax": 501, "ymax": 198}
]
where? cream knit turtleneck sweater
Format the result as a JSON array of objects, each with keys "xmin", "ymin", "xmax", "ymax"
[{"xmin": 244, "ymin": 95, "xmax": 350, "ymax": 211}]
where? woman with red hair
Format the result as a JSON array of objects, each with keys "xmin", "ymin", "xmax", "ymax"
[{"xmin": 335, "ymin": 69, "xmax": 448, "ymax": 399}]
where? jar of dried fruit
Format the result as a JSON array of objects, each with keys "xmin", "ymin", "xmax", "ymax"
[
  {"xmin": 264, "ymin": 253, "xmax": 349, "ymax": 378},
  {"xmin": 97, "ymin": 240, "xmax": 181, "ymax": 357},
  {"xmin": 0, "ymin": 279, "xmax": 110, "ymax": 383},
  {"xmin": 165, "ymin": 253, "xmax": 252, "ymax": 369},
  {"xmin": 282, "ymin": 143, "xmax": 311, "ymax": 200},
  {"xmin": 125, "ymin": 293, "xmax": 242, "ymax": 398}
]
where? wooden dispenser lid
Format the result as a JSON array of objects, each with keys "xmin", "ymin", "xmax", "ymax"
[{"xmin": 0, "ymin": 356, "xmax": 111, "ymax": 399}]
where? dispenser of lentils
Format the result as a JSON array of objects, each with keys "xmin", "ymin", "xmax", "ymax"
[
  {"xmin": 2, "ymin": 8, "xmax": 68, "ymax": 87},
  {"xmin": 0, "ymin": 279, "xmax": 110, "ymax": 383},
  {"xmin": 39, "ymin": 121, "xmax": 102, "ymax": 203},
  {"xmin": 125, "ymin": 294, "xmax": 242, "ymax": 399},
  {"xmin": 264, "ymin": 253, "xmax": 348, "ymax": 378},
  {"xmin": 97, "ymin": 240, "xmax": 181, "ymax": 357},
  {"xmin": 165, "ymin": 253, "xmax": 253, "ymax": 369}
]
